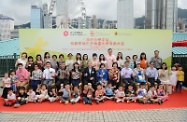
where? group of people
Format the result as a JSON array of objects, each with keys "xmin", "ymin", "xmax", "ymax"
[{"xmin": 1, "ymin": 48, "xmax": 184, "ymax": 108}]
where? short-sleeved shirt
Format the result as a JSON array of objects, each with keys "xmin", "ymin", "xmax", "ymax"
[
  {"xmin": 106, "ymin": 55, "xmax": 116, "ymax": 69},
  {"xmin": 43, "ymin": 68, "xmax": 55, "ymax": 79},
  {"xmin": 137, "ymin": 89, "xmax": 146, "ymax": 97},
  {"xmin": 115, "ymin": 90, "xmax": 125, "ymax": 97},
  {"xmin": 2, "ymin": 77, "xmax": 11, "ymax": 88},
  {"xmin": 147, "ymin": 90, "xmax": 157, "ymax": 97},
  {"xmin": 61, "ymin": 89, "xmax": 70, "ymax": 98},
  {"xmin": 32, "ymin": 70, "xmax": 42, "ymax": 80},
  {"xmin": 57, "ymin": 68, "xmax": 69, "ymax": 79},
  {"xmin": 95, "ymin": 89, "xmax": 105, "ymax": 97},
  {"xmin": 125, "ymin": 90, "xmax": 135, "ymax": 97},
  {"xmin": 177, "ymin": 71, "xmax": 184, "ymax": 81},
  {"xmin": 7, "ymin": 93, "xmax": 16, "ymax": 100},
  {"xmin": 18, "ymin": 93, "xmax": 28, "ymax": 98},
  {"xmin": 27, "ymin": 91, "xmax": 36, "ymax": 99},
  {"xmin": 105, "ymin": 87, "xmax": 114, "ymax": 96},
  {"xmin": 16, "ymin": 69, "xmax": 29, "ymax": 82}
]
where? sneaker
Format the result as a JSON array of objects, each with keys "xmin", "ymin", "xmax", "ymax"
[
  {"xmin": 83, "ymin": 101, "xmax": 86, "ymax": 104},
  {"xmin": 127, "ymin": 100, "xmax": 129, "ymax": 103},
  {"xmin": 102, "ymin": 100, "xmax": 104, "ymax": 103},
  {"xmin": 96, "ymin": 100, "xmax": 99, "ymax": 104}
]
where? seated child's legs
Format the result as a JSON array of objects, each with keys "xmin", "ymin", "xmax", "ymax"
[
  {"xmin": 83, "ymin": 97, "xmax": 89, "ymax": 103},
  {"xmin": 74, "ymin": 96, "xmax": 80, "ymax": 103},
  {"xmin": 161, "ymin": 95, "xmax": 168, "ymax": 102},
  {"xmin": 106, "ymin": 95, "xmax": 114, "ymax": 100},
  {"xmin": 60, "ymin": 97, "xmax": 70, "ymax": 103}
]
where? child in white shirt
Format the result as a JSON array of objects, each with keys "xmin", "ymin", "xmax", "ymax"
[
  {"xmin": 27, "ymin": 87, "xmax": 37, "ymax": 103},
  {"xmin": 115, "ymin": 86, "xmax": 125, "ymax": 103},
  {"xmin": 36, "ymin": 84, "xmax": 49, "ymax": 103},
  {"xmin": 4, "ymin": 89, "xmax": 16, "ymax": 106}
]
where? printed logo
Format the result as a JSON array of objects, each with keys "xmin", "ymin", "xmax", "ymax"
[{"xmin": 63, "ymin": 31, "xmax": 69, "ymax": 36}]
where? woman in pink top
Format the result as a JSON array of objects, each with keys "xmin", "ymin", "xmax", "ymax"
[{"xmin": 106, "ymin": 48, "xmax": 116, "ymax": 70}]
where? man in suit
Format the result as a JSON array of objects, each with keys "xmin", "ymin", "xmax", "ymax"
[{"xmin": 83, "ymin": 61, "xmax": 97, "ymax": 89}]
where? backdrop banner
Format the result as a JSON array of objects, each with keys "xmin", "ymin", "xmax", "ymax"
[{"xmin": 19, "ymin": 29, "xmax": 172, "ymax": 65}]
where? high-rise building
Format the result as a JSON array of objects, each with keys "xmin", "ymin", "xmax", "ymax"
[
  {"xmin": 117, "ymin": 0, "xmax": 134, "ymax": 29},
  {"xmin": 86, "ymin": 16, "xmax": 92, "ymax": 28},
  {"xmin": 92, "ymin": 15, "xmax": 98, "ymax": 28},
  {"xmin": 0, "ymin": 14, "xmax": 14, "ymax": 41},
  {"xmin": 30, "ymin": 5, "xmax": 43, "ymax": 28},
  {"xmin": 145, "ymin": 0, "xmax": 178, "ymax": 32}
]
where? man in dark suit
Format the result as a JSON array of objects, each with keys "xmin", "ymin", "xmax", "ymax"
[{"xmin": 83, "ymin": 61, "xmax": 97, "ymax": 89}]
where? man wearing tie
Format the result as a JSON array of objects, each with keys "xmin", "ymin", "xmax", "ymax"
[{"xmin": 83, "ymin": 61, "xmax": 97, "ymax": 89}]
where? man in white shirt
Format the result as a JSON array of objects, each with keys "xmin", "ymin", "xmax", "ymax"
[
  {"xmin": 43, "ymin": 62, "xmax": 56, "ymax": 90},
  {"xmin": 121, "ymin": 61, "xmax": 135, "ymax": 89},
  {"xmin": 146, "ymin": 61, "xmax": 161, "ymax": 86}
]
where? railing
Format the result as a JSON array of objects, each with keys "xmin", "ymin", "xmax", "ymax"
[
  {"xmin": 0, "ymin": 53, "xmax": 20, "ymax": 76},
  {"xmin": 172, "ymin": 53, "xmax": 187, "ymax": 87}
]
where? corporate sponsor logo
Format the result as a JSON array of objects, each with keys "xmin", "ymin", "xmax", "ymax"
[
  {"xmin": 114, "ymin": 31, "xmax": 132, "ymax": 36},
  {"xmin": 90, "ymin": 31, "xmax": 110, "ymax": 36},
  {"xmin": 63, "ymin": 30, "xmax": 86, "ymax": 36}
]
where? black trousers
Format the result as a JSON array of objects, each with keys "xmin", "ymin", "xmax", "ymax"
[
  {"xmin": 148, "ymin": 78, "xmax": 161, "ymax": 86},
  {"xmin": 123, "ymin": 78, "xmax": 135, "ymax": 90},
  {"xmin": 56, "ymin": 78, "xmax": 69, "ymax": 91}
]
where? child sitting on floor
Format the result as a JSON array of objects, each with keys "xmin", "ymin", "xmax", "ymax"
[
  {"xmin": 14, "ymin": 87, "xmax": 28, "ymax": 108},
  {"xmin": 136, "ymin": 82, "xmax": 147, "ymax": 104},
  {"xmin": 36, "ymin": 84, "xmax": 48, "ymax": 103},
  {"xmin": 82, "ymin": 83, "xmax": 94, "ymax": 105},
  {"xmin": 4, "ymin": 89, "xmax": 16, "ymax": 106},
  {"xmin": 2, "ymin": 73, "xmax": 11, "ymax": 99},
  {"xmin": 157, "ymin": 84, "xmax": 168, "ymax": 102},
  {"xmin": 147, "ymin": 85, "xmax": 162, "ymax": 104},
  {"xmin": 125, "ymin": 84, "xmax": 137, "ymax": 103},
  {"xmin": 115, "ymin": 86, "xmax": 125, "ymax": 103},
  {"xmin": 27, "ymin": 87, "xmax": 37, "ymax": 103},
  {"xmin": 105, "ymin": 82, "xmax": 114, "ymax": 100},
  {"xmin": 95, "ymin": 84, "xmax": 106, "ymax": 104},
  {"xmin": 48, "ymin": 87, "xmax": 59, "ymax": 103},
  {"xmin": 9, "ymin": 70, "xmax": 18, "ymax": 93},
  {"xmin": 59, "ymin": 84, "xmax": 71, "ymax": 104},
  {"xmin": 70, "ymin": 85, "xmax": 81, "ymax": 104}
]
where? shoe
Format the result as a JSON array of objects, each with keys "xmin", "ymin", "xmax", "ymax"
[
  {"xmin": 96, "ymin": 100, "xmax": 99, "ymax": 104},
  {"xmin": 158, "ymin": 100, "xmax": 161, "ymax": 105},
  {"xmin": 60, "ymin": 101, "xmax": 62, "ymax": 103},
  {"xmin": 89, "ymin": 101, "xmax": 92, "ymax": 105},
  {"xmin": 65, "ymin": 101, "xmax": 69, "ymax": 104},
  {"xmin": 127, "ymin": 100, "xmax": 129, "ymax": 103},
  {"xmin": 83, "ymin": 101, "xmax": 86, "ymax": 104},
  {"xmin": 102, "ymin": 100, "xmax": 104, "ymax": 103}
]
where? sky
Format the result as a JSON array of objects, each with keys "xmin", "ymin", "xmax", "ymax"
[{"xmin": 0, "ymin": 0, "xmax": 186, "ymax": 25}]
